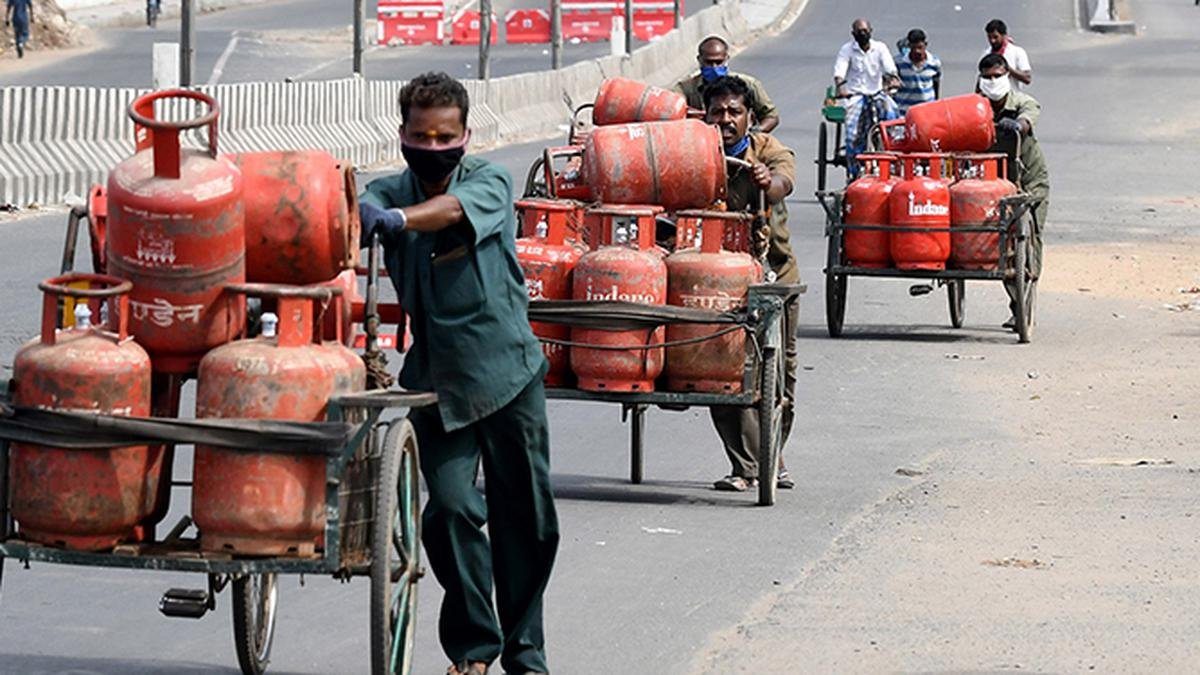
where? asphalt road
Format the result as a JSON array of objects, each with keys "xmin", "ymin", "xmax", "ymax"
[
  {"xmin": 2, "ymin": 0, "xmax": 1200, "ymax": 673},
  {"xmin": 0, "ymin": 0, "xmax": 692, "ymax": 88}
]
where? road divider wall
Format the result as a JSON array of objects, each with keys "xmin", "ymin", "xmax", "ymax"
[{"xmin": 0, "ymin": 0, "xmax": 752, "ymax": 207}]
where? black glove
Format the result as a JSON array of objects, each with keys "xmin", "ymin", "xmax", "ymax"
[
  {"xmin": 996, "ymin": 118, "xmax": 1022, "ymax": 135},
  {"xmin": 359, "ymin": 202, "xmax": 407, "ymax": 247}
]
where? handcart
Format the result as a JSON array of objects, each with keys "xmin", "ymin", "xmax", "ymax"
[
  {"xmin": 817, "ymin": 189, "xmax": 1040, "ymax": 343},
  {"xmin": 0, "ymin": 231, "xmax": 431, "ymax": 675}
]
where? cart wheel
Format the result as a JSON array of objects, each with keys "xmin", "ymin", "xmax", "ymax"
[
  {"xmin": 371, "ymin": 419, "xmax": 421, "ymax": 675},
  {"xmin": 522, "ymin": 157, "xmax": 547, "ymax": 199},
  {"xmin": 825, "ymin": 232, "xmax": 847, "ymax": 338},
  {"xmin": 757, "ymin": 346, "xmax": 781, "ymax": 506},
  {"xmin": 948, "ymin": 279, "xmax": 965, "ymax": 329},
  {"xmin": 1013, "ymin": 235, "xmax": 1034, "ymax": 344},
  {"xmin": 816, "ymin": 123, "xmax": 829, "ymax": 193},
  {"xmin": 232, "ymin": 573, "xmax": 278, "ymax": 675},
  {"xmin": 629, "ymin": 405, "xmax": 645, "ymax": 485}
]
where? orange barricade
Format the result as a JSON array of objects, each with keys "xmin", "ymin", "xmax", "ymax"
[{"xmin": 451, "ymin": 9, "xmax": 499, "ymax": 45}]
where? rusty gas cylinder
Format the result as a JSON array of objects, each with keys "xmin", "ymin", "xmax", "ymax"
[
  {"xmin": 665, "ymin": 211, "xmax": 760, "ymax": 393},
  {"xmin": 516, "ymin": 197, "xmax": 588, "ymax": 250},
  {"xmin": 584, "ymin": 120, "xmax": 727, "ymax": 212},
  {"xmin": 592, "ymin": 77, "xmax": 689, "ymax": 126},
  {"xmin": 10, "ymin": 273, "xmax": 159, "ymax": 551},
  {"xmin": 234, "ymin": 150, "xmax": 361, "ymax": 284},
  {"xmin": 193, "ymin": 284, "xmax": 364, "ymax": 556},
  {"xmin": 843, "ymin": 154, "xmax": 900, "ymax": 268},
  {"xmin": 950, "ymin": 153, "xmax": 1018, "ymax": 270},
  {"xmin": 106, "ymin": 89, "xmax": 245, "ymax": 374},
  {"xmin": 570, "ymin": 205, "xmax": 667, "ymax": 392},
  {"xmin": 889, "ymin": 153, "xmax": 952, "ymax": 270},
  {"xmin": 516, "ymin": 201, "xmax": 584, "ymax": 387},
  {"xmin": 880, "ymin": 94, "xmax": 995, "ymax": 153}
]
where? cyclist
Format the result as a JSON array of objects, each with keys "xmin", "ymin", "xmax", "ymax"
[{"xmin": 832, "ymin": 17, "xmax": 900, "ymax": 176}]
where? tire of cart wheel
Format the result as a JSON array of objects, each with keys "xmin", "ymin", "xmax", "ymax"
[
  {"xmin": 232, "ymin": 573, "xmax": 278, "ymax": 675},
  {"xmin": 370, "ymin": 419, "xmax": 421, "ymax": 675},
  {"xmin": 1014, "ymin": 231, "xmax": 1032, "ymax": 344},
  {"xmin": 948, "ymin": 279, "xmax": 965, "ymax": 328},
  {"xmin": 756, "ymin": 346, "xmax": 781, "ymax": 506}
]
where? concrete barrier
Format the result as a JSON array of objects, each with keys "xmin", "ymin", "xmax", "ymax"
[{"xmin": 0, "ymin": 0, "xmax": 785, "ymax": 207}]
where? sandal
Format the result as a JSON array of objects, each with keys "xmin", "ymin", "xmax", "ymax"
[
  {"xmin": 776, "ymin": 469, "xmax": 795, "ymax": 490},
  {"xmin": 447, "ymin": 662, "xmax": 489, "ymax": 675},
  {"xmin": 713, "ymin": 475, "xmax": 757, "ymax": 492}
]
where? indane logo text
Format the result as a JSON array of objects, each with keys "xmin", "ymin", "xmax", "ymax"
[{"xmin": 907, "ymin": 192, "xmax": 949, "ymax": 217}]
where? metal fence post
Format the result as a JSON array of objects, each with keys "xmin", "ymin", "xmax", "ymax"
[
  {"xmin": 354, "ymin": 0, "xmax": 365, "ymax": 76},
  {"xmin": 624, "ymin": 0, "xmax": 632, "ymax": 55},
  {"xmin": 551, "ymin": 0, "xmax": 563, "ymax": 69},
  {"xmin": 180, "ymin": 0, "xmax": 195, "ymax": 86},
  {"xmin": 480, "ymin": 0, "xmax": 493, "ymax": 79}
]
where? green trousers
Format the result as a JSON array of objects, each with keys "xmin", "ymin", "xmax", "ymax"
[
  {"xmin": 709, "ymin": 297, "xmax": 799, "ymax": 478},
  {"xmin": 409, "ymin": 374, "xmax": 559, "ymax": 673}
]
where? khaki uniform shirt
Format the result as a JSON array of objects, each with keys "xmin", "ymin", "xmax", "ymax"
[
  {"xmin": 359, "ymin": 156, "xmax": 545, "ymax": 431},
  {"xmin": 725, "ymin": 132, "xmax": 799, "ymax": 283},
  {"xmin": 988, "ymin": 91, "xmax": 1049, "ymax": 200},
  {"xmin": 674, "ymin": 71, "xmax": 779, "ymax": 125}
]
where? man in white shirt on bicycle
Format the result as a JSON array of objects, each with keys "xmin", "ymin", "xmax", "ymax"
[{"xmin": 833, "ymin": 17, "xmax": 900, "ymax": 176}]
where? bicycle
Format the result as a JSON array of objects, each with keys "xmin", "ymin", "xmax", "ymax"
[
  {"xmin": 815, "ymin": 88, "xmax": 898, "ymax": 191},
  {"xmin": 146, "ymin": 0, "xmax": 161, "ymax": 28}
]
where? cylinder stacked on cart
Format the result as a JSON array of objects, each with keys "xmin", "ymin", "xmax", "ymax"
[
  {"xmin": 841, "ymin": 152, "xmax": 1018, "ymax": 271},
  {"xmin": 5, "ymin": 89, "xmax": 369, "ymax": 554}
]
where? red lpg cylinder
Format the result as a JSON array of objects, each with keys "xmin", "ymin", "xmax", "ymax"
[
  {"xmin": 314, "ymin": 269, "xmax": 361, "ymax": 347},
  {"xmin": 516, "ymin": 204, "xmax": 583, "ymax": 387},
  {"xmin": 106, "ymin": 90, "xmax": 245, "ymax": 374},
  {"xmin": 584, "ymin": 119, "xmax": 727, "ymax": 212},
  {"xmin": 571, "ymin": 206, "xmax": 667, "ymax": 392},
  {"xmin": 10, "ymin": 274, "xmax": 159, "ymax": 551},
  {"xmin": 950, "ymin": 154, "xmax": 1018, "ymax": 270},
  {"xmin": 592, "ymin": 77, "xmax": 688, "ymax": 126},
  {"xmin": 843, "ymin": 154, "xmax": 900, "ymax": 268},
  {"xmin": 193, "ymin": 284, "xmax": 365, "ymax": 556},
  {"xmin": 889, "ymin": 154, "xmax": 952, "ymax": 270},
  {"xmin": 543, "ymin": 146, "xmax": 593, "ymax": 202},
  {"xmin": 234, "ymin": 150, "xmax": 361, "ymax": 285},
  {"xmin": 665, "ymin": 212, "xmax": 760, "ymax": 393},
  {"xmin": 881, "ymin": 94, "xmax": 995, "ymax": 153},
  {"xmin": 516, "ymin": 197, "xmax": 587, "ymax": 249}
]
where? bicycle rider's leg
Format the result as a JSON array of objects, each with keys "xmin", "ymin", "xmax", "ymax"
[{"xmin": 844, "ymin": 95, "xmax": 866, "ymax": 178}]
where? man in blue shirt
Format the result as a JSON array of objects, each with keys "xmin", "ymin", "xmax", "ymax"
[
  {"xmin": 358, "ymin": 72, "xmax": 557, "ymax": 675},
  {"xmin": 894, "ymin": 28, "xmax": 941, "ymax": 114},
  {"xmin": 5, "ymin": 0, "xmax": 33, "ymax": 59}
]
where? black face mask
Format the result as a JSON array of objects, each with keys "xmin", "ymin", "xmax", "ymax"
[
  {"xmin": 401, "ymin": 136, "xmax": 467, "ymax": 185},
  {"xmin": 853, "ymin": 30, "xmax": 871, "ymax": 46}
]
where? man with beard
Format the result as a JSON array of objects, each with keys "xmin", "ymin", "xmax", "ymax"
[
  {"xmin": 357, "ymin": 71, "xmax": 558, "ymax": 675},
  {"xmin": 674, "ymin": 34, "xmax": 780, "ymax": 132},
  {"xmin": 703, "ymin": 75, "xmax": 799, "ymax": 492}
]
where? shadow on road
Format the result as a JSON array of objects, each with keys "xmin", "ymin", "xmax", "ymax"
[
  {"xmin": 0, "ymin": 654, "xmax": 305, "ymax": 675},
  {"xmin": 796, "ymin": 325, "xmax": 1020, "ymax": 345},
  {"xmin": 547, "ymin": 473, "xmax": 757, "ymax": 508}
]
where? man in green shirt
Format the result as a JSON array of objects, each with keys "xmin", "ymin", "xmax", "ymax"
[
  {"xmin": 978, "ymin": 53, "xmax": 1049, "ymax": 328},
  {"xmin": 674, "ymin": 34, "xmax": 780, "ymax": 132},
  {"xmin": 358, "ymin": 71, "xmax": 557, "ymax": 675},
  {"xmin": 703, "ymin": 76, "xmax": 799, "ymax": 492}
]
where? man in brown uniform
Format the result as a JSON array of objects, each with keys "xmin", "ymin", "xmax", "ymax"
[
  {"xmin": 675, "ymin": 34, "xmax": 780, "ymax": 132},
  {"xmin": 703, "ymin": 75, "xmax": 798, "ymax": 491}
]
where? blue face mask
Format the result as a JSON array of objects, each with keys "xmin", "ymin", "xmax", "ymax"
[
  {"xmin": 724, "ymin": 134, "xmax": 750, "ymax": 157},
  {"xmin": 700, "ymin": 64, "xmax": 728, "ymax": 82}
]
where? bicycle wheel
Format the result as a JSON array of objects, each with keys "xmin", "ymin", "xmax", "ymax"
[
  {"xmin": 232, "ymin": 573, "xmax": 278, "ymax": 675},
  {"xmin": 816, "ymin": 123, "xmax": 829, "ymax": 193},
  {"xmin": 370, "ymin": 419, "xmax": 421, "ymax": 675}
]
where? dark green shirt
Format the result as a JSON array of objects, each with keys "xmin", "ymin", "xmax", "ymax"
[{"xmin": 360, "ymin": 156, "xmax": 545, "ymax": 431}]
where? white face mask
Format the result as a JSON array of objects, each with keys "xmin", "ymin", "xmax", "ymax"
[{"xmin": 979, "ymin": 74, "xmax": 1011, "ymax": 101}]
